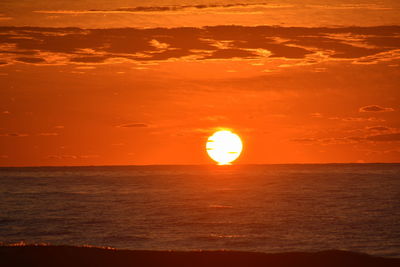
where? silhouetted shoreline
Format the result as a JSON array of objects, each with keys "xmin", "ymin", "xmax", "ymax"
[{"xmin": 1, "ymin": 245, "xmax": 399, "ymax": 267}]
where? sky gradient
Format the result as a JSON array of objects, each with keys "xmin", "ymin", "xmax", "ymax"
[{"xmin": 1, "ymin": 1, "xmax": 399, "ymax": 166}]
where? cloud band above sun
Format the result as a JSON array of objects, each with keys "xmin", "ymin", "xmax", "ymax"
[{"xmin": 1, "ymin": 26, "xmax": 400, "ymax": 66}]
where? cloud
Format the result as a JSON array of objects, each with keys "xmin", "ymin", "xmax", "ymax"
[
  {"xmin": 1, "ymin": 132, "xmax": 60, "ymax": 137},
  {"xmin": 339, "ymin": 117, "xmax": 385, "ymax": 122},
  {"xmin": 0, "ymin": 133, "xmax": 29, "ymax": 137},
  {"xmin": 70, "ymin": 56, "xmax": 110, "ymax": 63},
  {"xmin": 111, "ymin": 143, "xmax": 124, "ymax": 146},
  {"xmin": 47, "ymin": 154, "xmax": 99, "ymax": 159},
  {"xmin": 307, "ymin": 4, "xmax": 393, "ymax": 10},
  {"xmin": 202, "ymin": 48, "xmax": 258, "ymax": 59},
  {"xmin": 366, "ymin": 126, "xmax": 391, "ymax": 132},
  {"xmin": 310, "ymin": 112, "xmax": 322, "ymax": 118},
  {"xmin": 0, "ymin": 15, "xmax": 12, "ymax": 21},
  {"xmin": 118, "ymin": 123, "xmax": 148, "ymax": 128},
  {"xmin": 202, "ymin": 115, "xmax": 227, "ymax": 121},
  {"xmin": 149, "ymin": 39, "xmax": 169, "ymax": 50},
  {"xmin": 78, "ymin": 155, "xmax": 100, "ymax": 159},
  {"xmin": 359, "ymin": 105, "xmax": 395, "ymax": 112},
  {"xmin": 47, "ymin": 155, "xmax": 77, "ymax": 159},
  {"xmin": 1, "ymin": 26, "xmax": 399, "ymax": 65},
  {"xmin": 366, "ymin": 133, "xmax": 400, "ymax": 142},
  {"xmin": 38, "ymin": 132, "xmax": 59, "ymax": 136},
  {"xmin": 15, "ymin": 57, "xmax": 46, "ymax": 63},
  {"xmin": 293, "ymin": 131, "xmax": 400, "ymax": 145},
  {"xmin": 352, "ymin": 49, "xmax": 400, "ymax": 64},
  {"xmin": 291, "ymin": 137, "xmax": 359, "ymax": 145},
  {"xmin": 34, "ymin": 3, "xmax": 293, "ymax": 14},
  {"xmin": 291, "ymin": 138, "xmax": 316, "ymax": 143}
]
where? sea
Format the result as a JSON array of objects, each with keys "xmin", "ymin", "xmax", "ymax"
[{"xmin": 0, "ymin": 164, "xmax": 399, "ymax": 257}]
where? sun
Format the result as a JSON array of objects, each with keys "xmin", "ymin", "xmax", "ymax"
[{"xmin": 206, "ymin": 130, "xmax": 243, "ymax": 165}]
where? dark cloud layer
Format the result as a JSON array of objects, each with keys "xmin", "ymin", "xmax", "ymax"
[
  {"xmin": 15, "ymin": 57, "xmax": 46, "ymax": 63},
  {"xmin": 107, "ymin": 3, "xmax": 258, "ymax": 12},
  {"xmin": 1, "ymin": 26, "xmax": 400, "ymax": 65},
  {"xmin": 76, "ymin": 3, "xmax": 274, "ymax": 13}
]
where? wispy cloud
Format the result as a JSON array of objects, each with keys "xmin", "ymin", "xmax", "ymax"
[
  {"xmin": 359, "ymin": 105, "xmax": 395, "ymax": 112},
  {"xmin": 202, "ymin": 115, "xmax": 227, "ymax": 121},
  {"xmin": 0, "ymin": 14, "xmax": 12, "ymax": 21},
  {"xmin": 328, "ymin": 116, "xmax": 385, "ymax": 122},
  {"xmin": 47, "ymin": 154, "xmax": 99, "ymax": 159},
  {"xmin": 293, "ymin": 130, "xmax": 400, "ymax": 145},
  {"xmin": 117, "ymin": 123, "xmax": 148, "ymax": 128},
  {"xmin": 307, "ymin": 4, "xmax": 393, "ymax": 11},
  {"xmin": 366, "ymin": 126, "xmax": 391, "ymax": 132},
  {"xmin": 38, "ymin": 132, "xmax": 59, "ymax": 136},
  {"xmin": 366, "ymin": 132, "xmax": 400, "ymax": 142},
  {"xmin": 0, "ymin": 133, "xmax": 29, "ymax": 137}
]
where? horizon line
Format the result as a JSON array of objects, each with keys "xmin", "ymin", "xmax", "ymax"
[{"xmin": 0, "ymin": 162, "xmax": 399, "ymax": 168}]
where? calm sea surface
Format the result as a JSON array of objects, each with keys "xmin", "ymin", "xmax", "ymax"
[{"xmin": 0, "ymin": 164, "xmax": 399, "ymax": 257}]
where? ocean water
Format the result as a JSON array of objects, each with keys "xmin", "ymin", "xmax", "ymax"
[{"xmin": 0, "ymin": 164, "xmax": 399, "ymax": 257}]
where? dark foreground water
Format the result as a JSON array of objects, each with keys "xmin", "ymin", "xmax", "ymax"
[{"xmin": 0, "ymin": 164, "xmax": 399, "ymax": 257}]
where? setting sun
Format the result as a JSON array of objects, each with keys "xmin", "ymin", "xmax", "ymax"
[{"xmin": 206, "ymin": 130, "xmax": 243, "ymax": 165}]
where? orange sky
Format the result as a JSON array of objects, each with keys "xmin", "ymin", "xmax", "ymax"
[{"xmin": 0, "ymin": 1, "xmax": 399, "ymax": 166}]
